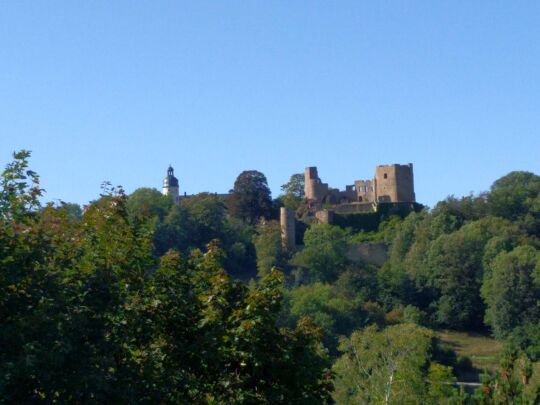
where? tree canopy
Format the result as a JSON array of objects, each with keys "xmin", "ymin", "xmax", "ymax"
[
  {"xmin": 0, "ymin": 152, "xmax": 332, "ymax": 403},
  {"xmin": 280, "ymin": 173, "xmax": 305, "ymax": 211},
  {"xmin": 332, "ymin": 324, "xmax": 460, "ymax": 404},
  {"xmin": 293, "ymin": 224, "xmax": 350, "ymax": 283},
  {"xmin": 2, "ymin": 150, "xmax": 540, "ymax": 403},
  {"xmin": 229, "ymin": 170, "xmax": 273, "ymax": 225}
]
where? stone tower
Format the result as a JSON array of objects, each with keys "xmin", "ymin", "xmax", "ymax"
[
  {"xmin": 280, "ymin": 207, "xmax": 296, "ymax": 251},
  {"xmin": 162, "ymin": 165, "xmax": 180, "ymax": 204},
  {"xmin": 374, "ymin": 163, "xmax": 415, "ymax": 203},
  {"xmin": 304, "ymin": 167, "xmax": 330, "ymax": 204}
]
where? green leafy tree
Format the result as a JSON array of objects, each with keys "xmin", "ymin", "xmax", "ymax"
[
  {"xmin": 127, "ymin": 187, "xmax": 173, "ymax": 222},
  {"xmin": 402, "ymin": 210, "xmax": 461, "ymax": 290},
  {"xmin": 333, "ymin": 324, "xmax": 460, "ymax": 405},
  {"xmin": 220, "ymin": 217, "xmax": 257, "ymax": 280},
  {"xmin": 402, "ymin": 305, "xmax": 428, "ymax": 326},
  {"xmin": 473, "ymin": 347, "xmax": 538, "ymax": 404},
  {"xmin": 56, "ymin": 201, "xmax": 83, "ymax": 220},
  {"xmin": 426, "ymin": 363, "xmax": 459, "ymax": 404},
  {"xmin": 154, "ymin": 203, "xmax": 191, "ymax": 254},
  {"xmin": 383, "ymin": 214, "xmax": 521, "ymax": 329},
  {"xmin": 424, "ymin": 218, "xmax": 513, "ymax": 329},
  {"xmin": 433, "ymin": 193, "xmax": 488, "ymax": 223},
  {"xmin": 153, "ymin": 193, "xmax": 257, "ymax": 278},
  {"xmin": 282, "ymin": 283, "xmax": 365, "ymax": 354},
  {"xmin": 426, "ymin": 230, "xmax": 486, "ymax": 328},
  {"xmin": 254, "ymin": 220, "xmax": 287, "ymax": 277},
  {"xmin": 180, "ymin": 192, "xmax": 227, "ymax": 246},
  {"xmin": 481, "ymin": 245, "xmax": 540, "ymax": 339},
  {"xmin": 0, "ymin": 150, "xmax": 42, "ymax": 220},
  {"xmin": 229, "ymin": 170, "xmax": 272, "ymax": 225},
  {"xmin": 0, "ymin": 152, "xmax": 332, "ymax": 403},
  {"xmin": 334, "ymin": 264, "xmax": 379, "ymax": 303},
  {"xmin": 507, "ymin": 322, "xmax": 540, "ymax": 361},
  {"xmin": 154, "ymin": 192, "xmax": 227, "ymax": 254},
  {"xmin": 488, "ymin": 171, "xmax": 540, "ymax": 236},
  {"xmin": 280, "ymin": 173, "xmax": 304, "ymax": 211},
  {"xmin": 293, "ymin": 224, "xmax": 350, "ymax": 282},
  {"xmin": 378, "ymin": 210, "xmax": 449, "ymax": 310}
]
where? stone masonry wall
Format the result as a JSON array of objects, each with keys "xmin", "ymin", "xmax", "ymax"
[{"xmin": 346, "ymin": 242, "xmax": 389, "ymax": 267}]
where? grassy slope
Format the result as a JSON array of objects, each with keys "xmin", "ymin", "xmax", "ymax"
[
  {"xmin": 438, "ymin": 329, "xmax": 540, "ymax": 395},
  {"xmin": 437, "ymin": 330, "xmax": 502, "ymax": 375}
]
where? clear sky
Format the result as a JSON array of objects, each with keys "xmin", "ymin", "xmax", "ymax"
[{"xmin": 1, "ymin": 1, "xmax": 539, "ymax": 208}]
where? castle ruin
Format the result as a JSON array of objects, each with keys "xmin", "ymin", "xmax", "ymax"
[
  {"xmin": 161, "ymin": 163, "xmax": 415, "ymax": 265},
  {"xmin": 304, "ymin": 163, "xmax": 415, "ymax": 209},
  {"xmin": 279, "ymin": 163, "xmax": 418, "ymax": 251}
]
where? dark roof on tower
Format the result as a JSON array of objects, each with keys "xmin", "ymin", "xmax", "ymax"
[{"xmin": 163, "ymin": 165, "xmax": 179, "ymax": 188}]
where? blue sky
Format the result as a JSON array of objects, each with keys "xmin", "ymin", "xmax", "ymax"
[{"xmin": 1, "ymin": 1, "xmax": 539, "ymax": 207}]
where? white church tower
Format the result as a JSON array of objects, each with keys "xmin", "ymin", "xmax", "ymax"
[{"xmin": 162, "ymin": 165, "xmax": 180, "ymax": 204}]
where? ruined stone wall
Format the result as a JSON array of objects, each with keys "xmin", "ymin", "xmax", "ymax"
[
  {"xmin": 321, "ymin": 188, "xmax": 357, "ymax": 205},
  {"xmin": 305, "ymin": 163, "xmax": 415, "ymax": 208},
  {"xmin": 354, "ymin": 179, "xmax": 375, "ymax": 203},
  {"xmin": 304, "ymin": 167, "xmax": 330, "ymax": 202},
  {"xmin": 341, "ymin": 185, "xmax": 357, "ymax": 203},
  {"xmin": 315, "ymin": 209, "xmax": 335, "ymax": 224},
  {"xmin": 333, "ymin": 202, "xmax": 376, "ymax": 214},
  {"xmin": 305, "ymin": 166, "xmax": 358, "ymax": 206},
  {"xmin": 347, "ymin": 242, "xmax": 389, "ymax": 267}
]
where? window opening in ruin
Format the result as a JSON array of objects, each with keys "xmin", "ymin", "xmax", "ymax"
[{"xmin": 384, "ymin": 173, "xmax": 388, "ymax": 179}]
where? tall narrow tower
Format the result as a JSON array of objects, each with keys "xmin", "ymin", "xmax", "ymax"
[
  {"xmin": 280, "ymin": 207, "xmax": 296, "ymax": 251},
  {"xmin": 162, "ymin": 165, "xmax": 180, "ymax": 204}
]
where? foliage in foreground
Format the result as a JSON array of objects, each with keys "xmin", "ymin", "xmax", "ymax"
[
  {"xmin": 472, "ymin": 346, "xmax": 539, "ymax": 404},
  {"xmin": 0, "ymin": 151, "xmax": 332, "ymax": 404},
  {"xmin": 332, "ymin": 323, "xmax": 462, "ymax": 404}
]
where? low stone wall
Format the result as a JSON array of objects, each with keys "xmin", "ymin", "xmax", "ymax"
[
  {"xmin": 347, "ymin": 242, "xmax": 389, "ymax": 267},
  {"xmin": 333, "ymin": 202, "xmax": 376, "ymax": 214},
  {"xmin": 315, "ymin": 209, "xmax": 335, "ymax": 224}
]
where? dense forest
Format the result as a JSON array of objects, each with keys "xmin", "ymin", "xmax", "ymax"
[{"xmin": 1, "ymin": 151, "xmax": 539, "ymax": 404}]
